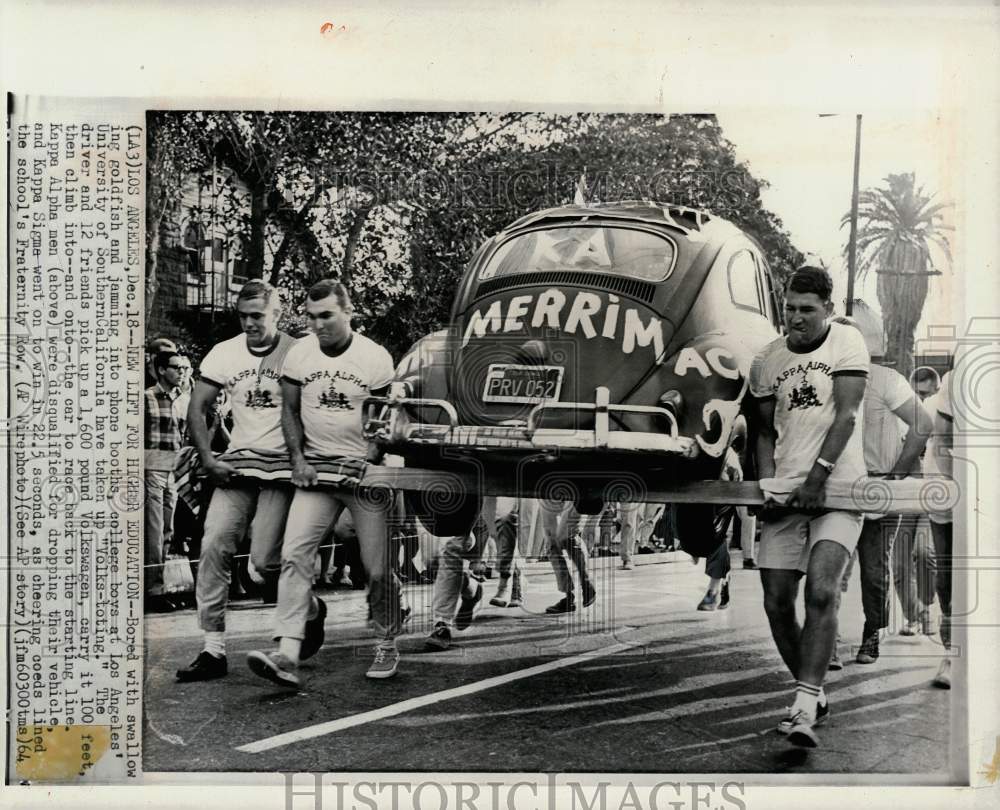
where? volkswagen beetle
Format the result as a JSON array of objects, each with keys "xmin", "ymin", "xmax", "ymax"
[{"xmin": 367, "ymin": 201, "xmax": 783, "ymax": 552}]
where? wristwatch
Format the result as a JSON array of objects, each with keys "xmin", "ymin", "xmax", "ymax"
[{"xmin": 815, "ymin": 457, "xmax": 835, "ymax": 473}]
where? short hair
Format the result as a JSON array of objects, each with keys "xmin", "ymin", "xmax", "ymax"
[
  {"xmin": 148, "ymin": 336, "xmax": 177, "ymax": 353},
  {"xmin": 307, "ymin": 278, "xmax": 352, "ymax": 310},
  {"xmin": 911, "ymin": 366, "xmax": 941, "ymax": 387},
  {"xmin": 154, "ymin": 350, "xmax": 179, "ymax": 372},
  {"xmin": 786, "ymin": 264, "xmax": 834, "ymax": 302},
  {"xmin": 237, "ymin": 279, "xmax": 281, "ymax": 309}
]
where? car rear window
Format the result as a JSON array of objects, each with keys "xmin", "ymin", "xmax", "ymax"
[{"xmin": 480, "ymin": 226, "xmax": 676, "ymax": 283}]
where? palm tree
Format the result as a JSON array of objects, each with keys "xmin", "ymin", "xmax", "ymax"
[{"xmin": 843, "ymin": 172, "xmax": 952, "ymax": 378}]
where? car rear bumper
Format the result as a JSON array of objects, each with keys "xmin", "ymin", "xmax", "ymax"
[{"xmin": 364, "ymin": 386, "xmax": 701, "ymax": 458}]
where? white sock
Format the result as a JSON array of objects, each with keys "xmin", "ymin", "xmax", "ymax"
[
  {"xmin": 278, "ymin": 637, "xmax": 302, "ymax": 665},
  {"xmin": 791, "ymin": 681, "xmax": 822, "ymax": 720},
  {"xmin": 818, "ymin": 686, "xmax": 827, "ymax": 707},
  {"xmin": 203, "ymin": 632, "xmax": 225, "ymax": 658}
]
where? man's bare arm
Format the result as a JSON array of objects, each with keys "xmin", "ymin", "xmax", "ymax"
[
  {"xmin": 934, "ymin": 409, "xmax": 954, "ymax": 478},
  {"xmin": 188, "ymin": 380, "xmax": 238, "ymax": 484},
  {"xmin": 889, "ymin": 395, "xmax": 933, "ymax": 478},
  {"xmin": 281, "ymin": 379, "xmax": 317, "ymax": 487},
  {"xmin": 753, "ymin": 396, "xmax": 777, "ymax": 481}
]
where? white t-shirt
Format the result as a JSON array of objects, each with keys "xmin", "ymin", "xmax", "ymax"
[
  {"xmin": 924, "ymin": 372, "xmax": 953, "ymax": 524},
  {"xmin": 749, "ymin": 321, "xmax": 869, "ymax": 486},
  {"xmin": 282, "ymin": 332, "xmax": 395, "ymax": 458},
  {"xmin": 862, "ymin": 363, "xmax": 917, "ymax": 475},
  {"xmin": 198, "ymin": 332, "xmax": 298, "ymax": 453}
]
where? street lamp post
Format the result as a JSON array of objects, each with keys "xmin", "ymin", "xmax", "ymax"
[{"xmin": 845, "ymin": 114, "xmax": 863, "ymax": 316}]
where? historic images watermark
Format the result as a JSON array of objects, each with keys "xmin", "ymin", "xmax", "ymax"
[{"xmin": 284, "ymin": 774, "xmax": 748, "ymax": 810}]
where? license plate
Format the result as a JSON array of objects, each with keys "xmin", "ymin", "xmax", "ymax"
[{"xmin": 482, "ymin": 364, "xmax": 564, "ymax": 404}]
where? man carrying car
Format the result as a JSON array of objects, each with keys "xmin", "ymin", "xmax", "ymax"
[
  {"xmin": 246, "ymin": 279, "xmax": 404, "ymax": 686},
  {"xmin": 175, "ymin": 280, "xmax": 299, "ymax": 682},
  {"xmin": 749, "ymin": 264, "xmax": 869, "ymax": 748}
]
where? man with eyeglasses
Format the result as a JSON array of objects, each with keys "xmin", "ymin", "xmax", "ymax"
[{"xmin": 144, "ymin": 350, "xmax": 189, "ymax": 612}]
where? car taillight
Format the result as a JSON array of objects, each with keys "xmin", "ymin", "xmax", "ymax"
[{"xmin": 658, "ymin": 389, "xmax": 684, "ymax": 418}]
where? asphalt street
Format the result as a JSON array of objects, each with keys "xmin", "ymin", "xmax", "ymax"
[{"xmin": 143, "ymin": 550, "xmax": 952, "ymax": 776}]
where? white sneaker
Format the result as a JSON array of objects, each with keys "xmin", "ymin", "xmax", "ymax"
[
  {"xmin": 777, "ymin": 699, "xmax": 829, "ymax": 735},
  {"xmin": 932, "ymin": 658, "xmax": 951, "ymax": 689}
]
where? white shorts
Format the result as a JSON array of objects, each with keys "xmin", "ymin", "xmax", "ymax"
[{"xmin": 758, "ymin": 510, "xmax": 864, "ymax": 573}]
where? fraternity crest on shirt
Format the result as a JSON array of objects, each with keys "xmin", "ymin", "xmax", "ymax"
[
  {"xmin": 788, "ymin": 374, "xmax": 823, "ymax": 410},
  {"xmin": 318, "ymin": 382, "xmax": 353, "ymax": 410},
  {"xmin": 245, "ymin": 385, "xmax": 277, "ymax": 409}
]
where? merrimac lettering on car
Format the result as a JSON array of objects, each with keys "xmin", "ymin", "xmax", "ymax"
[
  {"xmin": 461, "ymin": 289, "xmax": 665, "ymax": 361},
  {"xmin": 673, "ymin": 346, "xmax": 740, "ymax": 380}
]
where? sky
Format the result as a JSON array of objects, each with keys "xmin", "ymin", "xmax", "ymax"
[{"xmin": 718, "ymin": 109, "xmax": 956, "ymax": 340}]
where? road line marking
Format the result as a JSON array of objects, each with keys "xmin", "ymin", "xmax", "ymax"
[{"xmin": 235, "ymin": 640, "xmax": 639, "ymax": 753}]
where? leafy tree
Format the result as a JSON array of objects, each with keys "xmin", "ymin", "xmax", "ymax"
[
  {"xmin": 146, "ymin": 112, "xmax": 803, "ymax": 359},
  {"xmin": 843, "ymin": 172, "xmax": 952, "ymax": 377}
]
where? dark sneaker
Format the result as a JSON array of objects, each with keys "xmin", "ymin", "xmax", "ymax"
[
  {"xmin": 426, "ymin": 622, "xmax": 452, "ymax": 651},
  {"xmin": 246, "ymin": 650, "xmax": 300, "ymax": 689},
  {"xmin": 299, "ymin": 596, "xmax": 328, "ymax": 661},
  {"xmin": 828, "ymin": 650, "xmax": 843, "ymax": 671},
  {"xmin": 742, "ymin": 559, "xmax": 757, "ymax": 570},
  {"xmin": 145, "ymin": 594, "xmax": 177, "ymax": 614},
  {"xmin": 508, "ymin": 571, "xmax": 524, "ymax": 607},
  {"xmin": 176, "ymin": 651, "xmax": 228, "ymax": 682},
  {"xmin": 455, "ymin": 581, "xmax": 483, "ymax": 631},
  {"xmin": 778, "ymin": 699, "xmax": 829, "ymax": 735},
  {"xmin": 697, "ymin": 591, "xmax": 719, "ymax": 611},
  {"xmin": 787, "ymin": 709, "xmax": 820, "ymax": 748},
  {"xmin": 366, "ymin": 643, "xmax": 399, "ymax": 679},
  {"xmin": 545, "ymin": 596, "xmax": 576, "ymax": 614},
  {"xmin": 932, "ymin": 658, "xmax": 951, "ymax": 689},
  {"xmin": 581, "ymin": 582, "xmax": 597, "ymax": 608},
  {"xmin": 719, "ymin": 582, "xmax": 730, "ymax": 610},
  {"xmin": 856, "ymin": 631, "xmax": 880, "ymax": 664}
]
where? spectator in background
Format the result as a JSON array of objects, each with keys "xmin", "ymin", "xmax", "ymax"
[
  {"xmin": 144, "ymin": 350, "xmax": 188, "ymax": 612},
  {"xmin": 487, "ymin": 497, "xmax": 525, "ymax": 609},
  {"xmin": 146, "ymin": 337, "xmax": 178, "ymax": 388},
  {"xmin": 910, "ymin": 366, "xmax": 941, "ymax": 403},
  {"xmin": 696, "ymin": 449, "xmax": 743, "ymax": 611},
  {"xmin": 425, "ymin": 511, "xmax": 490, "ymax": 651},
  {"xmin": 892, "ymin": 366, "xmax": 941, "ymax": 637},
  {"xmin": 830, "ymin": 315, "xmax": 932, "ymax": 666},
  {"xmin": 926, "ymin": 372, "xmax": 955, "ymax": 689},
  {"xmin": 544, "ymin": 501, "xmax": 598, "ymax": 614},
  {"xmin": 174, "ymin": 353, "xmax": 194, "ymax": 427}
]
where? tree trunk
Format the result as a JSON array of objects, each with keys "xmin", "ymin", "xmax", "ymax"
[
  {"xmin": 145, "ymin": 214, "xmax": 161, "ymax": 320},
  {"xmin": 877, "ymin": 241, "xmax": 926, "ymax": 379},
  {"xmin": 341, "ymin": 206, "xmax": 372, "ymax": 291},
  {"xmin": 246, "ymin": 184, "xmax": 268, "ymax": 279}
]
